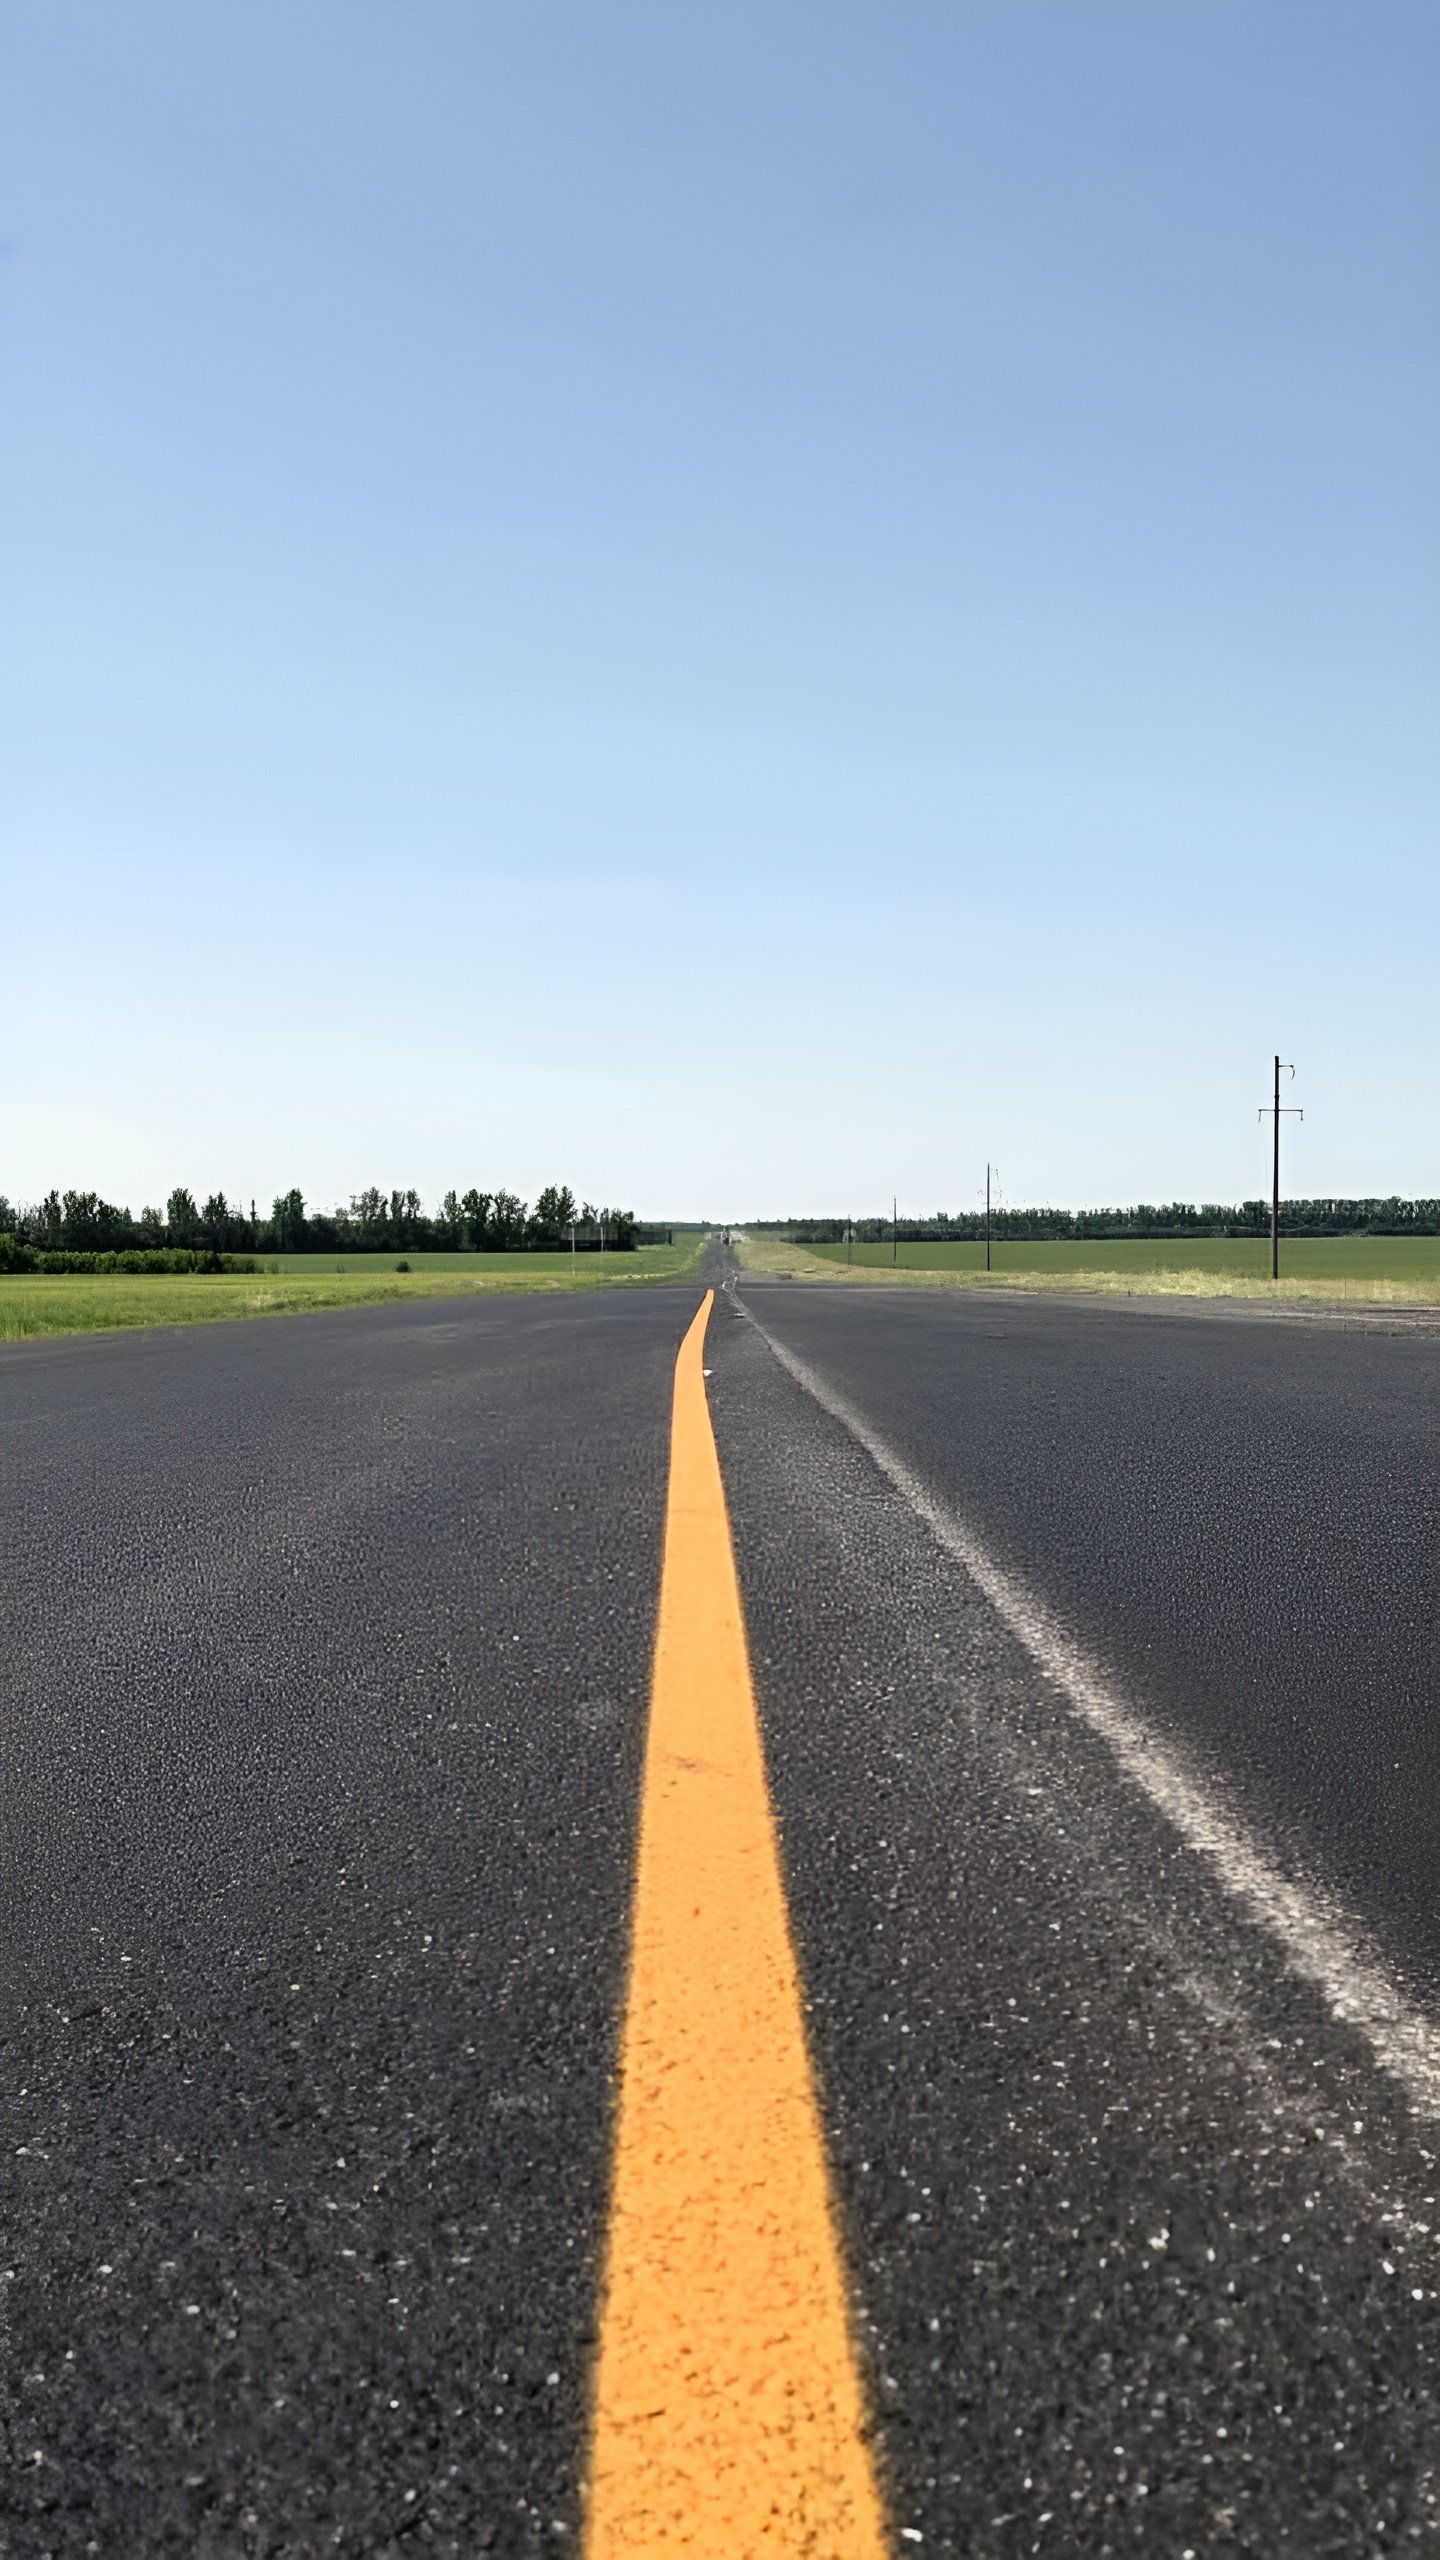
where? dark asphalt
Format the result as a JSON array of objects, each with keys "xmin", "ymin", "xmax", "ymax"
[
  {"xmin": 2, "ymin": 1289, "xmax": 681, "ymax": 2557},
  {"xmin": 5, "ymin": 1265, "xmax": 1440, "ymax": 2555},
  {"xmin": 729, "ymin": 1279, "xmax": 1440, "ymax": 1998},
  {"xmin": 712, "ymin": 1275, "xmax": 1440, "ymax": 2554}
]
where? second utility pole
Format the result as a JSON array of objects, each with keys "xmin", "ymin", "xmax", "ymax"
[
  {"xmin": 1259, "ymin": 1055, "xmax": 1302, "ymax": 1280},
  {"xmin": 986, "ymin": 1163, "xmax": 993, "ymax": 1272}
]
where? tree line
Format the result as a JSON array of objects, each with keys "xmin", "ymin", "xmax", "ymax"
[
  {"xmin": 771, "ymin": 1197, "xmax": 1440, "ymax": 1243},
  {"xmin": 0, "ymin": 1183, "xmax": 644, "ymax": 1258}
]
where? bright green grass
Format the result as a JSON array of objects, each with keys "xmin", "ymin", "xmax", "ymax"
[
  {"xmin": 804, "ymin": 1235, "xmax": 1440, "ymax": 1281},
  {"xmin": 0, "ymin": 1239, "xmax": 708, "ymax": 1342}
]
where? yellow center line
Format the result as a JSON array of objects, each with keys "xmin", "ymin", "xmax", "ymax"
[{"xmin": 583, "ymin": 1290, "xmax": 888, "ymax": 2556}]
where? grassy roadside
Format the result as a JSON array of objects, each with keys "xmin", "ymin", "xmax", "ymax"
[
  {"xmin": 732, "ymin": 1230, "xmax": 1440, "ymax": 1308},
  {"xmin": 0, "ymin": 1237, "xmax": 709, "ymax": 1342}
]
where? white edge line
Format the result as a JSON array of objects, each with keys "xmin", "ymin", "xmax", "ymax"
[{"xmin": 738, "ymin": 1291, "xmax": 1440, "ymax": 2121}]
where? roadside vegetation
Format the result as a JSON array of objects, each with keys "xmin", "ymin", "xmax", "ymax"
[
  {"xmin": 0, "ymin": 1177, "xmax": 701, "ymax": 1340},
  {"xmin": 768, "ymin": 1195, "xmax": 1440, "ymax": 1245},
  {"xmin": 734, "ymin": 1231, "xmax": 1440, "ymax": 1305},
  {"xmin": 0, "ymin": 1238, "xmax": 708, "ymax": 1343},
  {"xmin": 0, "ymin": 1180, "xmax": 658, "ymax": 1260}
]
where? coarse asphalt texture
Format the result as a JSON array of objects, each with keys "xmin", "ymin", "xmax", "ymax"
[{"xmin": 4, "ymin": 1245, "xmax": 1439, "ymax": 2556}]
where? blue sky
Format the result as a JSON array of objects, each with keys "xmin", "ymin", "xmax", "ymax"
[{"xmin": 7, "ymin": 1, "xmax": 1436, "ymax": 1219}]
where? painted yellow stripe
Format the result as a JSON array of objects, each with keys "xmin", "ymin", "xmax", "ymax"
[{"xmin": 584, "ymin": 1290, "xmax": 888, "ymax": 2557}]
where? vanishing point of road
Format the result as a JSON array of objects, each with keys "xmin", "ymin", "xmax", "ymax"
[{"xmin": 4, "ymin": 1241, "xmax": 1439, "ymax": 2556}]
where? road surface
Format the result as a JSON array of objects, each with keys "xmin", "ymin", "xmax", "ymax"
[{"xmin": 4, "ymin": 1254, "xmax": 1438, "ymax": 2555}]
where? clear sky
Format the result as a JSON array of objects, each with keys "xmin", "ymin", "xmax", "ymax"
[{"xmin": 7, "ymin": 1, "xmax": 1437, "ymax": 1220}]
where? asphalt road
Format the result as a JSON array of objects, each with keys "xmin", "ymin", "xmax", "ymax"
[
  {"xmin": 4, "ymin": 1261, "xmax": 1439, "ymax": 2555},
  {"xmin": 728, "ymin": 1276, "xmax": 1440, "ymax": 1998}
]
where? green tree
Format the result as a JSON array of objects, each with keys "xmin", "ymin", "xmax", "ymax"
[
  {"xmin": 387, "ymin": 1188, "xmax": 425, "ymax": 1247},
  {"xmin": 490, "ymin": 1188, "xmax": 526, "ymax": 1250},
  {"xmin": 460, "ymin": 1188, "xmax": 493, "ymax": 1249},
  {"xmin": 271, "ymin": 1188, "xmax": 307, "ymax": 1250},
  {"xmin": 166, "ymin": 1187, "xmax": 200, "ymax": 1248},
  {"xmin": 60, "ymin": 1191, "xmax": 100, "ymax": 1248},
  {"xmin": 351, "ymin": 1187, "xmax": 387, "ymax": 1246},
  {"xmin": 202, "ymin": 1192, "xmax": 234, "ymax": 1253},
  {"xmin": 529, "ymin": 1184, "xmax": 577, "ymax": 1246}
]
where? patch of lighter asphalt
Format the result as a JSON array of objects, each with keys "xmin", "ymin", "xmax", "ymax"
[{"xmin": 734, "ymin": 1284, "xmax": 1440, "ymax": 2123}]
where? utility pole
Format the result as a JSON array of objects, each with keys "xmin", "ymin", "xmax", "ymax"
[
  {"xmin": 985, "ymin": 1163, "xmax": 993, "ymax": 1273},
  {"xmin": 1258, "ymin": 1056, "xmax": 1302, "ymax": 1279}
]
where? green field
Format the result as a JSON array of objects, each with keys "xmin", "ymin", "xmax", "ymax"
[
  {"xmin": 0, "ymin": 1238, "xmax": 708, "ymax": 1342},
  {"xmin": 804, "ymin": 1235, "xmax": 1440, "ymax": 1281},
  {"xmin": 735, "ymin": 1230, "xmax": 1440, "ymax": 1304}
]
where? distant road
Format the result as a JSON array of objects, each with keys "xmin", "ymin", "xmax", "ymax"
[{"xmin": 5, "ymin": 1259, "xmax": 1439, "ymax": 2554}]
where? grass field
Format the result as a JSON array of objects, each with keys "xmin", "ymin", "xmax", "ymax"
[
  {"xmin": 736, "ymin": 1231, "xmax": 1440, "ymax": 1304},
  {"xmin": 0, "ymin": 1238, "xmax": 708, "ymax": 1342},
  {"xmin": 805, "ymin": 1235, "xmax": 1440, "ymax": 1280}
]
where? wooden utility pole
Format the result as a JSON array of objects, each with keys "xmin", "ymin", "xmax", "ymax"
[
  {"xmin": 985, "ymin": 1164, "xmax": 993, "ymax": 1273},
  {"xmin": 1259, "ymin": 1056, "xmax": 1302, "ymax": 1278},
  {"xmin": 892, "ymin": 1195, "xmax": 897, "ymax": 1265}
]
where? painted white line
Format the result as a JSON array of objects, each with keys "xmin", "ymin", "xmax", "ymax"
[{"xmin": 740, "ymin": 1293, "xmax": 1440, "ymax": 2121}]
